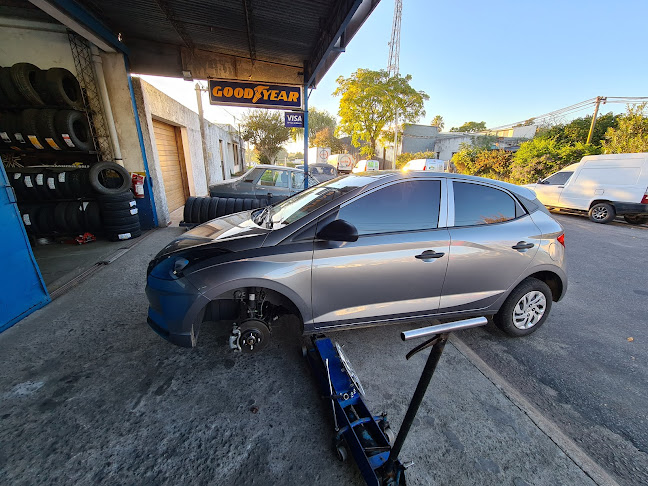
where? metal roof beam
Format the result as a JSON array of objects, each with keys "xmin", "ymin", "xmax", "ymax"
[
  {"xmin": 28, "ymin": 0, "xmax": 128, "ymax": 53},
  {"xmin": 242, "ymin": 0, "xmax": 257, "ymax": 63},
  {"xmin": 306, "ymin": 0, "xmax": 380, "ymax": 87},
  {"xmin": 153, "ymin": 0, "xmax": 194, "ymax": 50}
]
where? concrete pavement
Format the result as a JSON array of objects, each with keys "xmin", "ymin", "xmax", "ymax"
[{"xmin": 0, "ymin": 225, "xmax": 602, "ymax": 485}]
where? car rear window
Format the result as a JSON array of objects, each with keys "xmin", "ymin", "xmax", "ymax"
[
  {"xmin": 453, "ymin": 182, "xmax": 519, "ymax": 226},
  {"xmin": 338, "ymin": 180, "xmax": 441, "ymax": 235}
]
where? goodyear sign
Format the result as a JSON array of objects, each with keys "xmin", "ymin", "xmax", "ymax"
[{"xmin": 208, "ymin": 79, "xmax": 302, "ymax": 110}]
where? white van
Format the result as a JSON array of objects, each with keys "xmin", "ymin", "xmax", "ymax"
[
  {"xmin": 352, "ymin": 160, "xmax": 380, "ymax": 173},
  {"xmin": 328, "ymin": 154, "xmax": 355, "ymax": 173},
  {"xmin": 525, "ymin": 153, "xmax": 648, "ymax": 224},
  {"xmin": 401, "ymin": 158, "xmax": 445, "ymax": 172}
]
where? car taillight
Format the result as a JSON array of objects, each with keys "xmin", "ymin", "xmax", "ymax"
[
  {"xmin": 557, "ymin": 233, "xmax": 565, "ymax": 247},
  {"xmin": 641, "ymin": 187, "xmax": 648, "ymax": 204}
]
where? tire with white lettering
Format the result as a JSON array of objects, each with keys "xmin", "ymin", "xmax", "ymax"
[
  {"xmin": 37, "ymin": 109, "xmax": 67, "ymax": 151},
  {"xmin": 20, "ymin": 205, "xmax": 41, "ymax": 234},
  {"xmin": 21, "ymin": 173, "xmax": 39, "ymax": 201},
  {"xmin": 0, "ymin": 112, "xmax": 22, "ymax": 147},
  {"xmin": 22, "ymin": 109, "xmax": 48, "ymax": 150},
  {"xmin": 54, "ymin": 110, "xmax": 93, "ymax": 152},
  {"xmin": 10, "ymin": 63, "xmax": 44, "ymax": 106},
  {"xmin": 33, "ymin": 171, "xmax": 51, "ymax": 200}
]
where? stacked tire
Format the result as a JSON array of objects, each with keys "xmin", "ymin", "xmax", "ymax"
[
  {"xmin": 97, "ymin": 191, "xmax": 142, "ymax": 241},
  {"xmin": 10, "ymin": 168, "xmax": 93, "ymax": 201},
  {"xmin": 0, "ymin": 63, "xmax": 91, "ymax": 152},
  {"xmin": 20, "ymin": 201, "xmax": 102, "ymax": 236},
  {"xmin": 183, "ymin": 196, "xmax": 268, "ymax": 225}
]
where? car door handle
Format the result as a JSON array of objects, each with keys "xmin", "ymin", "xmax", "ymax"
[
  {"xmin": 512, "ymin": 241, "xmax": 535, "ymax": 250},
  {"xmin": 415, "ymin": 250, "xmax": 445, "ymax": 260}
]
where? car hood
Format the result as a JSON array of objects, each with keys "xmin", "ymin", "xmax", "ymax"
[{"xmin": 155, "ymin": 211, "xmax": 270, "ymax": 258}]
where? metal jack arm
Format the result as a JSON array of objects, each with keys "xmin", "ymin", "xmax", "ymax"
[{"xmin": 385, "ymin": 317, "xmax": 488, "ymax": 476}]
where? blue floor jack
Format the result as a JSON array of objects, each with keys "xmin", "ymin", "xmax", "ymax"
[{"xmin": 305, "ymin": 317, "xmax": 488, "ymax": 486}]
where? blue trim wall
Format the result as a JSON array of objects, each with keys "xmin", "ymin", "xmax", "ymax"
[{"xmin": 124, "ymin": 56, "xmax": 159, "ymax": 229}]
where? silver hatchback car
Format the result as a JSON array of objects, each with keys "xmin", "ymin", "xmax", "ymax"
[{"xmin": 146, "ymin": 172, "xmax": 567, "ymax": 352}]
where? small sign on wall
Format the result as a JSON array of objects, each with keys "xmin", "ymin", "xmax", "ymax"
[{"xmin": 285, "ymin": 111, "xmax": 304, "ymax": 128}]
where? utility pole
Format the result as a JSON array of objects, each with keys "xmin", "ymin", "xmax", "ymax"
[
  {"xmin": 387, "ymin": 0, "xmax": 403, "ymax": 169},
  {"xmin": 586, "ymin": 96, "xmax": 607, "ymax": 144},
  {"xmin": 195, "ymin": 83, "xmax": 214, "ymax": 185}
]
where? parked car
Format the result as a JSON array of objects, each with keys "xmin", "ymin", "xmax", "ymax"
[
  {"xmin": 525, "ymin": 153, "xmax": 648, "ymax": 224},
  {"xmin": 352, "ymin": 160, "xmax": 380, "ymax": 172},
  {"xmin": 402, "ymin": 158, "xmax": 445, "ymax": 172},
  {"xmin": 327, "ymin": 153, "xmax": 356, "ymax": 174},
  {"xmin": 147, "ymin": 171, "xmax": 567, "ymax": 351},
  {"xmin": 209, "ymin": 164, "xmax": 319, "ymax": 202},
  {"xmin": 294, "ymin": 163, "xmax": 338, "ymax": 183}
]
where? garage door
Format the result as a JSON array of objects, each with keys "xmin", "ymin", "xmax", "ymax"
[{"xmin": 152, "ymin": 120, "xmax": 187, "ymax": 212}]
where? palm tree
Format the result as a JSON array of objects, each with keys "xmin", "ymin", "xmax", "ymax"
[{"xmin": 431, "ymin": 115, "xmax": 444, "ymax": 132}]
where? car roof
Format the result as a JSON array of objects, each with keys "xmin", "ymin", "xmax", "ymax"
[
  {"xmin": 252, "ymin": 164, "xmax": 303, "ymax": 172},
  {"xmin": 356, "ymin": 171, "xmax": 538, "ymax": 200}
]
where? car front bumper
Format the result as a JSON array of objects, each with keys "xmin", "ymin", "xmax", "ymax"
[{"xmin": 145, "ymin": 273, "xmax": 208, "ymax": 348}]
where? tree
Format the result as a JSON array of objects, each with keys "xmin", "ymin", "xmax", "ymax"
[
  {"xmin": 396, "ymin": 150, "xmax": 438, "ymax": 169},
  {"xmin": 334, "ymin": 69, "xmax": 429, "ymax": 158},
  {"xmin": 449, "ymin": 121, "xmax": 487, "ymax": 133},
  {"xmin": 537, "ymin": 112, "xmax": 618, "ymax": 146},
  {"xmin": 311, "ymin": 127, "xmax": 346, "ymax": 153},
  {"xmin": 508, "ymin": 138, "xmax": 600, "ymax": 184},
  {"xmin": 431, "ymin": 115, "xmax": 444, "ymax": 131},
  {"xmin": 241, "ymin": 109, "xmax": 291, "ymax": 164},
  {"xmin": 291, "ymin": 107, "xmax": 337, "ymax": 145},
  {"xmin": 452, "ymin": 143, "xmax": 512, "ymax": 181},
  {"xmin": 603, "ymin": 103, "xmax": 648, "ymax": 154}
]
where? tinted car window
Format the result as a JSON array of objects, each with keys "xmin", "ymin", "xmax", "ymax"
[
  {"xmin": 543, "ymin": 171, "xmax": 573, "ymax": 185},
  {"xmin": 338, "ymin": 180, "xmax": 441, "ymax": 235},
  {"xmin": 453, "ymin": 182, "xmax": 518, "ymax": 226}
]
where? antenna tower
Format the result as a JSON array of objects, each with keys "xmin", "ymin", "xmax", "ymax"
[{"xmin": 387, "ymin": 0, "xmax": 403, "ymax": 168}]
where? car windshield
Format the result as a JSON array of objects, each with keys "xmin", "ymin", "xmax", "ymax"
[{"xmin": 259, "ymin": 175, "xmax": 378, "ymax": 227}]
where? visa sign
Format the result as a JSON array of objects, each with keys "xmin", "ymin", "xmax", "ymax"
[
  {"xmin": 209, "ymin": 79, "xmax": 302, "ymax": 110},
  {"xmin": 285, "ymin": 112, "xmax": 304, "ymax": 128}
]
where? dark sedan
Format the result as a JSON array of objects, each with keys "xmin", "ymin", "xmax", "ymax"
[
  {"xmin": 295, "ymin": 163, "xmax": 338, "ymax": 183},
  {"xmin": 209, "ymin": 164, "xmax": 319, "ymax": 202}
]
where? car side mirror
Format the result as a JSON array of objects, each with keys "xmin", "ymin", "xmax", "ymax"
[{"xmin": 316, "ymin": 219, "xmax": 358, "ymax": 242}]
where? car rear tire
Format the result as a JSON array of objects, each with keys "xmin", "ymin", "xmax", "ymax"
[
  {"xmin": 623, "ymin": 214, "xmax": 648, "ymax": 225},
  {"xmin": 494, "ymin": 278, "xmax": 552, "ymax": 337},
  {"xmin": 588, "ymin": 202, "xmax": 615, "ymax": 224}
]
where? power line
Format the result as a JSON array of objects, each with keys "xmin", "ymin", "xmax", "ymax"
[{"xmin": 488, "ymin": 96, "xmax": 648, "ymax": 131}]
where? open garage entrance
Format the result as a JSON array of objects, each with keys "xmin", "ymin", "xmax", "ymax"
[{"xmin": 0, "ymin": 0, "xmax": 381, "ymax": 331}]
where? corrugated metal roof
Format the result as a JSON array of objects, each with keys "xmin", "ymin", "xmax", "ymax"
[{"xmin": 81, "ymin": 0, "xmax": 340, "ymax": 67}]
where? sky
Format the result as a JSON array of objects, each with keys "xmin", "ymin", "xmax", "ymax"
[{"xmin": 140, "ymin": 0, "xmax": 648, "ymax": 141}]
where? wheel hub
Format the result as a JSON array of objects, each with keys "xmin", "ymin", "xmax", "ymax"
[
  {"xmin": 512, "ymin": 291, "xmax": 547, "ymax": 329},
  {"xmin": 230, "ymin": 319, "xmax": 271, "ymax": 353}
]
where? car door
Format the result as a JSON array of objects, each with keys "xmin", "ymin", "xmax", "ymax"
[
  {"xmin": 439, "ymin": 181, "xmax": 541, "ymax": 313},
  {"xmin": 533, "ymin": 171, "xmax": 573, "ymax": 207},
  {"xmin": 311, "ymin": 178, "xmax": 450, "ymax": 328},
  {"xmin": 253, "ymin": 168, "xmax": 291, "ymax": 201}
]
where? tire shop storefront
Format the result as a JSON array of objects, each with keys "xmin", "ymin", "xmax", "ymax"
[
  {"xmin": 0, "ymin": 12, "xmax": 155, "ymax": 331},
  {"xmin": 0, "ymin": 0, "xmax": 380, "ymax": 332}
]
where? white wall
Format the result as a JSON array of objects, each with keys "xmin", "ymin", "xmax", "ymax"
[
  {"xmin": 133, "ymin": 78, "xmax": 244, "ymax": 224},
  {"xmin": 0, "ymin": 18, "xmax": 75, "ymax": 72}
]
